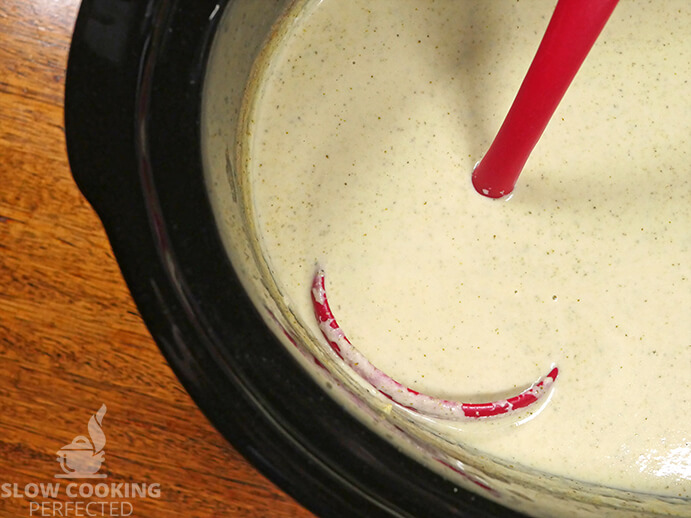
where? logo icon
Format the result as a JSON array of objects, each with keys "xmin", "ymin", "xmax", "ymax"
[{"xmin": 55, "ymin": 404, "xmax": 107, "ymax": 479}]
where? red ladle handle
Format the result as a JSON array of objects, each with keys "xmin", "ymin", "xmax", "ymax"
[{"xmin": 472, "ymin": 0, "xmax": 620, "ymax": 198}]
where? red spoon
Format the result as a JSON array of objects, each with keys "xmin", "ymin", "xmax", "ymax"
[
  {"xmin": 472, "ymin": 0, "xmax": 620, "ymax": 198},
  {"xmin": 311, "ymin": 269, "xmax": 558, "ymax": 420}
]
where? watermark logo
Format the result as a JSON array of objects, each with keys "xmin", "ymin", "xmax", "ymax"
[
  {"xmin": 1, "ymin": 403, "xmax": 162, "ymax": 516},
  {"xmin": 56, "ymin": 405, "xmax": 107, "ymax": 479}
]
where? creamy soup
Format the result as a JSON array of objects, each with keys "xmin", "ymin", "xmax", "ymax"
[{"xmin": 232, "ymin": 0, "xmax": 689, "ymax": 508}]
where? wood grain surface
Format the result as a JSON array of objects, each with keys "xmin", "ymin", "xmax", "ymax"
[{"xmin": 0, "ymin": 1, "xmax": 314, "ymax": 516}]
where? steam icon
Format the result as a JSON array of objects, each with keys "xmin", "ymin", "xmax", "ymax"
[{"xmin": 55, "ymin": 404, "xmax": 107, "ymax": 479}]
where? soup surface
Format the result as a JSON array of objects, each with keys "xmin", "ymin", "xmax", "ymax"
[{"xmin": 241, "ymin": 0, "xmax": 690, "ymax": 498}]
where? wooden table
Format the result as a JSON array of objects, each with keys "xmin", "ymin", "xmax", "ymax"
[{"xmin": 0, "ymin": 2, "xmax": 314, "ymax": 516}]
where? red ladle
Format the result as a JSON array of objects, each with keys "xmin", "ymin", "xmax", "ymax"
[{"xmin": 472, "ymin": 0, "xmax": 620, "ymax": 198}]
